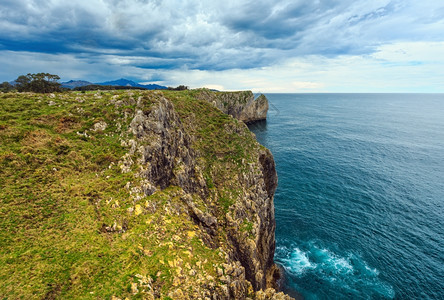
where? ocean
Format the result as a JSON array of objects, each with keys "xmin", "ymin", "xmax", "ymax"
[{"xmin": 248, "ymin": 94, "xmax": 444, "ymax": 299}]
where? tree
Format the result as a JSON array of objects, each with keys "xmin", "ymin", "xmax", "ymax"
[
  {"xmin": 167, "ymin": 85, "xmax": 189, "ymax": 91},
  {"xmin": 0, "ymin": 81, "xmax": 13, "ymax": 92},
  {"xmin": 15, "ymin": 75, "xmax": 31, "ymax": 92},
  {"xmin": 14, "ymin": 73, "xmax": 61, "ymax": 93}
]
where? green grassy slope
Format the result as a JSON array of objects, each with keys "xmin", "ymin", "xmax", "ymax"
[{"xmin": 0, "ymin": 90, "xmax": 265, "ymax": 299}]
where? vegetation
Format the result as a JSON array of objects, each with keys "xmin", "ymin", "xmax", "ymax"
[
  {"xmin": 0, "ymin": 81, "xmax": 13, "ymax": 92},
  {"xmin": 167, "ymin": 85, "xmax": 188, "ymax": 91},
  {"xmin": 14, "ymin": 73, "xmax": 62, "ymax": 93},
  {"xmin": 0, "ymin": 89, "xmax": 260, "ymax": 298}
]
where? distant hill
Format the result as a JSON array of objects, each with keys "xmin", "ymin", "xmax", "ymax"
[
  {"xmin": 61, "ymin": 80, "xmax": 94, "ymax": 89},
  {"xmin": 96, "ymin": 78, "xmax": 166, "ymax": 90},
  {"xmin": 73, "ymin": 85, "xmax": 149, "ymax": 91},
  {"xmin": 60, "ymin": 78, "xmax": 167, "ymax": 90}
]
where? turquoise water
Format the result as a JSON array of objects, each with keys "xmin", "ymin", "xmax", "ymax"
[{"xmin": 249, "ymin": 94, "xmax": 444, "ymax": 299}]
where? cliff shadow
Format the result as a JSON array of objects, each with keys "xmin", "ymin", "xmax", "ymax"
[{"xmin": 247, "ymin": 119, "xmax": 268, "ymax": 133}]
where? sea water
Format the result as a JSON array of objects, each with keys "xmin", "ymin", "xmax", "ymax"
[{"xmin": 248, "ymin": 94, "xmax": 444, "ymax": 299}]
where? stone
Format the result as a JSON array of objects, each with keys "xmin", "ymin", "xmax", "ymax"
[
  {"xmin": 92, "ymin": 121, "xmax": 107, "ymax": 132},
  {"xmin": 131, "ymin": 282, "xmax": 138, "ymax": 294}
]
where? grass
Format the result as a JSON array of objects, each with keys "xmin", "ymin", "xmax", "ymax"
[{"xmin": 0, "ymin": 89, "xmax": 262, "ymax": 298}]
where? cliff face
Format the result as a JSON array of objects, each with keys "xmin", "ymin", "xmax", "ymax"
[
  {"xmin": 120, "ymin": 91, "xmax": 287, "ymax": 298},
  {"xmin": 0, "ymin": 90, "xmax": 291, "ymax": 299},
  {"xmin": 197, "ymin": 89, "xmax": 269, "ymax": 124}
]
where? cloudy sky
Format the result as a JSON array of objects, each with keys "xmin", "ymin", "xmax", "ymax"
[{"xmin": 1, "ymin": 0, "xmax": 444, "ymax": 92}]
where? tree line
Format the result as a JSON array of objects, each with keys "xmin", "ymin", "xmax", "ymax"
[{"xmin": 1, "ymin": 73, "xmax": 62, "ymax": 93}]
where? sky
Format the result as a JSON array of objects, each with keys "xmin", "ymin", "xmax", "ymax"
[{"xmin": 1, "ymin": 0, "xmax": 444, "ymax": 92}]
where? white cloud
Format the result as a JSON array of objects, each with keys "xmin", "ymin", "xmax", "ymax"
[
  {"xmin": 162, "ymin": 41, "xmax": 444, "ymax": 92},
  {"xmin": 1, "ymin": 40, "xmax": 443, "ymax": 92},
  {"xmin": 0, "ymin": 51, "xmax": 160, "ymax": 83},
  {"xmin": 1, "ymin": 1, "xmax": 444, "ymax": 91}
]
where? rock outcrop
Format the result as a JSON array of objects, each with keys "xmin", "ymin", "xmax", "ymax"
[
  {"xmin": 117, "ymin": 90, "xmax": 288, "ymax": 298},
  {"xmin": 128, "ymin": 97, "xmax": 205, "ymax": 196},
  {"xmin": 197, "ymin": 89, "xmax": 269, "ymax": 124}
]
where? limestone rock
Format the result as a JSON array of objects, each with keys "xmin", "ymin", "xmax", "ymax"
[
  {"xmin": 92, "ymin": 121, "xmax": 107, "ymax": 132},
  {"xmin": 196, "ymin": 89, "xmax": 269, "ymax": 124},
  {"xmin": 115, "ymin": 90, "xmax": 291, "ymax": 299},
  {"xmin": 129, "ymin": 96, "xmax": 205, "ymax": 196}
]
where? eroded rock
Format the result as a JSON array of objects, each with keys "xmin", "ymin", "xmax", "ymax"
[
  {"xmin": 197, "ymin": 89, "xmax": 269, "ymax": 124},
  {"xmin": 115, "ymin": 90, "xmax": 291, "ymax": 299}
]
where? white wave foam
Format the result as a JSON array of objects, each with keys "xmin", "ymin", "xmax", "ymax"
[
  {"xmin": 277, "ymin": 243, "xmax": 394, "ymax": 298},
  {"xmin": 280, "ymin": 247, "xmax": 314, "ymax": 275},
  {"xmin": 365, "ymin": 265, "xmax": 379, "ymax": 276},
  {"xmin": 309, "ymin": 246, "xmax": 354, "ymax": 276}
]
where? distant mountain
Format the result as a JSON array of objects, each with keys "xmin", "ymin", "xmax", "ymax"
[
  {"xmin": 96, "ymin": 78, "xmax": 166, "ymax": 90},
  {"xmin": 57, "ymin": 78, "xmax": 167, "ymax": 90},
  {"xmin": 61, "ymin": 80, "xmax": 94, "ymax": 89},
  {"xmin": 141, "ymin": 83, "xmax": 168, "ymax": 90},
  {"xmin": 97, "ymin": 78, "xmax": 142, "ymax": 87},
  {"xmin": 7, "ymin": 77, "xmax": 166, "ymax": 90}
]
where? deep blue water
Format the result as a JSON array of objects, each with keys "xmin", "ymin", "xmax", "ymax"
[{"xmin": 249, "ymin": 94, "xmax": 444, "ymax": 299}]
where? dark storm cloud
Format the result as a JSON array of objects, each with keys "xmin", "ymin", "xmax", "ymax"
[
  {"xmin": 1, "ymin": 0, "xmax": 444, "ymax": 76},
  {"xmin": 221, "ymin": 0, "xmax": 322, "ymax": 40}
]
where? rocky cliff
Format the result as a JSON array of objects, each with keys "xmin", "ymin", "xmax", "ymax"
[
  {"xmin": 197, "ymin": 89, "xmax": 269, "ymax": 124},
  {"xmin": 0, "ymin": 89, "xmax": 291, "ymax": 299}
]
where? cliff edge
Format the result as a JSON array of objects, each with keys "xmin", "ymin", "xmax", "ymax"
[
  {"xmin": 197, "ymin": 89, "xmax": 269, "ymax": 124},
  {"xmin": 0, "ymin": 90, "xmax": 291, "ymax": 299}
]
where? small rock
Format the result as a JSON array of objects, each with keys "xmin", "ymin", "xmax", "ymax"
[
  {"xmin": 189, "ymin": 269, "xmax": 197, "ymax": 276},
  {"xmin": 131, "ymin": 282, "xmax": 139, "ymax": 294},
  {"xmin": 92, "ymin": 121, "xmax": 107, "ymax": 132}
]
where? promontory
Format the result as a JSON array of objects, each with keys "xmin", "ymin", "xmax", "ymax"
[{"xmin": 0, "ymin": 89, "xmax": 292, "ymax": 299}]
